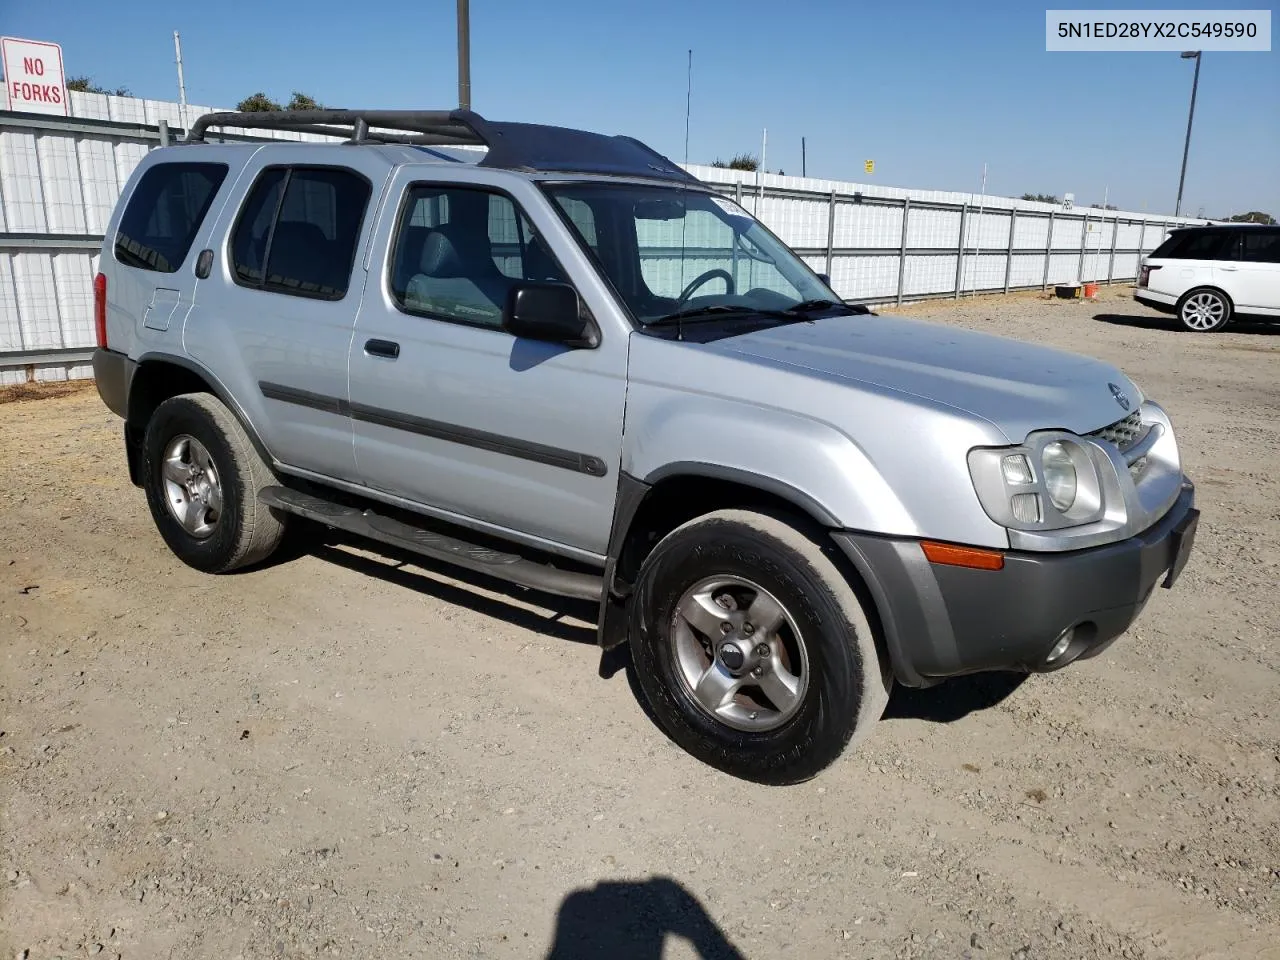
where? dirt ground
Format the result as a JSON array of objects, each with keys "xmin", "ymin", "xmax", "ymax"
[{"xmin": 2, "ymin": 285, "xmax": 1278, "ymax": 960}]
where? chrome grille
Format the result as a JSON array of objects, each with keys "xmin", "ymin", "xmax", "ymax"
[{"xmin": 1091, "ymin": 410, "xmax": 1143, "ymax": 452}]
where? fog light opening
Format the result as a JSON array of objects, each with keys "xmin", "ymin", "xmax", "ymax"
[{"xmin": 1044, "ymin": 628, "xmax": 1074, "ymax": 664}]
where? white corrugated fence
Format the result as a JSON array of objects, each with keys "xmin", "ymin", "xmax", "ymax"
[{"xmin": 0, "ymin": 89, "xmax": 1206, "ymax": 384}]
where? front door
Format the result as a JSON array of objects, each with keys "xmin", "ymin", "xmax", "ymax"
[
  {"xmin": 349, "ymin": 173, "xmax": 628, "ymax": 558},
  {"xmin": 1224, "ymin": 229, "xmax": 1280, "ymax": 313}
]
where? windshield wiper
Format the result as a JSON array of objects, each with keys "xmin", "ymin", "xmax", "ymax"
[
  {"xmin": 783, "ymin": 298, "xmax": 867, "ymax": 316},
  {"xmin": 647, "ymin": 304, "xmax": 797, "ymax": 327}
]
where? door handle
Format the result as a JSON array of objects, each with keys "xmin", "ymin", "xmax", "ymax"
[
  {"xmin": 364, "ymin": 338, "xmax": 400, "ymax": 359},
  {"xmin": 1219, "ymin": 266, "xmax": 1238, "ymax": 271}
]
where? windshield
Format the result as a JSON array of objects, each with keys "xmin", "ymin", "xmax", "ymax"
[{"xmin": 542, "ymin": 182, "xmax": 836, "ymax": 325}]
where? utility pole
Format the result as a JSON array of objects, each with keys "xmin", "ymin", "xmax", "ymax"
[
  {"xmin": 801, "ymin": 137, "xmax": 806, "ymax": 178},
  {"xmin": 1174, "ymin": 51, "xmax": 1201, "ymax": 217},
  {"xmin": 457, "ymin": 0, "xmax": 471, "ymax": 110}
]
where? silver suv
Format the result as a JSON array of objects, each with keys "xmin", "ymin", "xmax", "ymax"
[{"xmin": 92, "ymin": 109, "xmax": 1199, "ymax": 783}]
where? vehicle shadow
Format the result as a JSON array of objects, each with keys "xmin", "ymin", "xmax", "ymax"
[
  {"xmin": 546, "ymin": 876, "xmax": 746, "ymax": 960},
  {"xmin": 1094, "ymin": 312, "xmax": 1279, "ymax": 334},
  {"xmin": 273, "ymin": 524, "xmax": 1029, "ymax": 727},
  {"xmin": 882, "ymin": 672, "xmax": 1026, "ymax": 723},
  {"xmin": 283, "ymin": 523, "xmax": 599, "ymax": 646}
]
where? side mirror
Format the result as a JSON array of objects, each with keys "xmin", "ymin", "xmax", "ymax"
[
  {"xmin": 503, "ymin": 282, "xmax": 598, "ymax": 348},
  {"xmin": 816, "ymin": 273, "xmax": 832, "ymax": 287}
]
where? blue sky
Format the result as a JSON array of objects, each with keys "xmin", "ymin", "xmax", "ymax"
[{"xmin": 6, "ymin": 0, "xmax": 1277, "ymax": 216}]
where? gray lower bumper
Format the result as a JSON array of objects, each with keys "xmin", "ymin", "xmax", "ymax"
[
  {"xmin": 833, "ymin": 482, "xmax": 1198, "ymax": 687},
  {"xmin": 92, "ymin": 347, "xmax": 135, "ymax": 418}
]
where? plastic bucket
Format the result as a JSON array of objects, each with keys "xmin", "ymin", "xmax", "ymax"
[{"xmin": 1082, "ymin": 282, "xmax": 1099, "ymax": 299}]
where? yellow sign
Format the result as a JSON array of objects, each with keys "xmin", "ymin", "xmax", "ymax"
[{"xmin": 864, "ymin": 159, "xmax": 875, "ymax": 175}]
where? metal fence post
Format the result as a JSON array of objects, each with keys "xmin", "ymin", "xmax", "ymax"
[
  {"xmin": 825, "ymin": 189, "xmax": 837, "ymax": 278},
  {"xmin": 954, "ymin": 204, "xmax": 968, "ymax": 299},
  {"xmin": 1077, "ymin": 212, "xmax": 1089, "ymax": 282},
  {"xmin": 158, "ymin": 119, "xmax": 170, "ymax": 146},
  {"xmin": 735, "ymin": 181, "xmax": 743, "ymax": 207},
  {"xmin": 1003, "ymin": 209, "xmax": 1016, "ymax": 294},
  {"xmin": 896, "ymin": 197, "xmax": 910, "ymax": 305},
  {"xmin": 1041, "ymin": 211, "xmax": 1055, "ymax": 291},
  {"xmin": 1107, "ymin": 217, "xmax": 1119, "ymax": 284},
  {"xmin": 1137, "ymin": 217, "xmax": 1147, "ymax": 258}
]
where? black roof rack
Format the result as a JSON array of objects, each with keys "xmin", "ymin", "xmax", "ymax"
[{"xmin": 184, "ymin": 109, "xmax": 698, "ymax": 184}]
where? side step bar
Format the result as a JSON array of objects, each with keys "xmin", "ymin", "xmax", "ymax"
[{"xmin": 258, "ymin": 486, "xmax": 603, "ymax": 601}]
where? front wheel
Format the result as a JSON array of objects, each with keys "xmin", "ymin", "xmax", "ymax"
[
  {"xmin": 628, "ymin": 509, "xmax": 889, "ymax": 784},
  {"xmin": 1178, "ymin": 288, "xmax": 1232, "ymax": 332}
]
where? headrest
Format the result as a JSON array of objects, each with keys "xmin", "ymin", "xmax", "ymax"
[{"xmin": 419, "ymin": 229, "xmax": 464, "ymax": 278}]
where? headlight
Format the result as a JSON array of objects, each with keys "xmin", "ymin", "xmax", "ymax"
[
  {"xmin": 1041, "ymin": 442, "xmax": 1077, "ymax": 511},
  {"xmin": 967, "ymin": 434, "xmax": 1106, "ymax": 532}
]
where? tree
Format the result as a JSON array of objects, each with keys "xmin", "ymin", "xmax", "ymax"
[
  {"xmin": 237, "ymin": 92, "xmax": 283, "ymax": 112},
  {"xmin": 1222, "ymin": 211, "xmax": 1276, "ymax": 225},
  {"xmin": 1021, "ymin": 192, "xmax": 1058, "ymax": 203},
  {"xmin": 710, "ymin": 153, "xmax": 759, "ymax": 172},
  {"xmin": 66, "ymin": 75, "xmax": 131, "ymax": 97},
  {"xmin": 236, "ymin": 91, "xmax": 324, "ymax": 112},
  {"xmin": 286, "ymin": 92, "xmax": 324, "ymax": 110}
]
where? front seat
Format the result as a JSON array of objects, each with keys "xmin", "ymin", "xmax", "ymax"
[{"xmin": 404, "ymin": 225, "xmax": 512, "ymax": 327}]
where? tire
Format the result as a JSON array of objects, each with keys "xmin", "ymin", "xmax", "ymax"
[
  {"xmin": 1177, "ymin": 287, "xmax": 1232, "ymax": 332},
  {"xmin": 142, "ymin": 392, "xmax": 285, "ymax": 573},
  {"xmin": 628, "ymin": 508, "xmax": 889, "ymax": 784}
]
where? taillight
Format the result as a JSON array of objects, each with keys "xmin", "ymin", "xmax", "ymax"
[
  {"xmin": 1138, "ymin": 264, "xmax": 1161, "ymax": 288},
  {"xmin": 93, "ymin": 272, "xmax": 107, "ymax": 347}
]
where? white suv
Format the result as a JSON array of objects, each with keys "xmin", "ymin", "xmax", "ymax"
[{"xmin": 1135, "ymin": 225, "xmax": 1280, "ymax": 332}]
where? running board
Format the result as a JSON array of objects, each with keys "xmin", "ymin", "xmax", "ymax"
[{"xmin": 258, "ymin": 486, "xmax": 603, "ymax": 601}]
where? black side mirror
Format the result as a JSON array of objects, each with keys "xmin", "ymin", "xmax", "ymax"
[
  {"xmin": 503, "ymin": 282, "xmax": 598, "ymax": 347},
  {"xmin": 816, "ymin": 273, "xmax": 831, "ymax": 287}
]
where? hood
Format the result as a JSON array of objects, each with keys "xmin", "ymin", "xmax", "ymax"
[{"xmin": 708, "ymin": 314, "xmax": 1141, "ymax": 442}]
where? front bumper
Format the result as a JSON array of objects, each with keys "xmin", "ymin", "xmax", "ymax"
[{"xmin": 833, "ymin": 481, "xmax": 1198, "ymax": 687}]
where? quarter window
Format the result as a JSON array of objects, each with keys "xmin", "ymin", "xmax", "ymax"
[
  {"xmin": 389, "ymin": 186, "xmax": 568, "ymax": 328},
  {"xmin": 115, "ymin": 162, "xmax": 227, "ymax": 273},
  {"xmin": 1152, "ymin": 229, "xmax": 1235, "ymax": 261},
  {"xmin": 230, "ymin": 166, "xmax": 371, "ymax": 300}
]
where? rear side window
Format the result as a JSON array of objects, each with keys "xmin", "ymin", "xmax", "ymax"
[
  {"xmin": 115, "ymin": 162, "xmax": 227, "ymax": 273},
  {"xmin": 1241, "ymin": 230, "xmax": 1280, "ymax": 264},
  {"xmin": 1150, "ymin": 229, "xmax": 1235, "ymax": 261},
  {"xmin": 230, "ymin": 166, "xmax": 371, "ymax": 300}
]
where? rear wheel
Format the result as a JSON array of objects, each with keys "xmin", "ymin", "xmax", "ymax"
[
  {"xmin": 1178, "ymin": 287, "xmax": 1232, "ymax": 332},
  {"xmin": 142, "ymin": 393, "xmax": 285, "ymax": 573},
  {"xmin": 628, "ymin": 509, "xmax": 889, "ymax": 784}
]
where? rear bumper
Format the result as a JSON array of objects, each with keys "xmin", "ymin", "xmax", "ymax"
[
  {"xmin": 1134, "ymin": 288, "xmax": 1177, "ymax": 312},
  {"xmin": 92, "ymin": 347, "xmax": 135, "ymax": 418},
  {"xmin": 833, "ymin": 481, "xmax": 1198, "ymax": 687}
]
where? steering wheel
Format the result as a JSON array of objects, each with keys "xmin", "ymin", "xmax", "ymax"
[{"xmin": 676, "ymin": 268, "xmax": 735, "ymax": 306}]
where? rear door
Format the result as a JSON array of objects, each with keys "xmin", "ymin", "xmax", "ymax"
[
  {"xmin": 185, "ymin": 149, "xmax": 388, "ymax": 482},
  {"xmin": 1147, "ymin": 228, "xmax": 1235, "ymax": 300},
  {"xmin": 1224, "ymin": 229, "xmax": 1280, "ymax": 313}
]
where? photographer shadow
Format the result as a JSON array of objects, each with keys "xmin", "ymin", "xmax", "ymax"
[{"xmin": 546, "ymin": 876, "xmax": 746, "ymax": 960}]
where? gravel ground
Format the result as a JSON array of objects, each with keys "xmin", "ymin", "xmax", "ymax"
[{"xmin": 2, "ymin": 285, "xmax": 1278, "ymax": 960}]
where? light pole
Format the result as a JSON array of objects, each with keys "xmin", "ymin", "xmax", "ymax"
[
  {"xmin": 1174, "ymin": 50, "xmax": 1201, "ymax": 217},
  {"xmin": 457, "ymin": 0, "xmax": 471, "ymax": 111}
]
